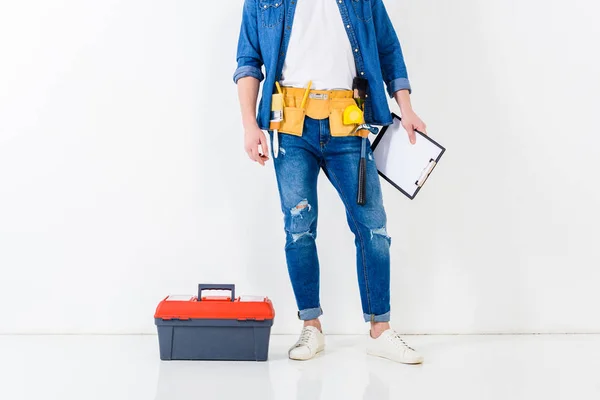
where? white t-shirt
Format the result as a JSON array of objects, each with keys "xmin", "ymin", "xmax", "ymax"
[{"xmin": 280, "ymin": 0, "xmax": 357, "ymax": 90}]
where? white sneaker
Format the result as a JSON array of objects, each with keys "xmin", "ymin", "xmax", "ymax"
[
  {"xmin": 288, "ymin": 326, "xmax": 325, "ymax": 361},
  {"xmin": 367, "ymin": 329, "xmax": 424, "ymax": 364}
]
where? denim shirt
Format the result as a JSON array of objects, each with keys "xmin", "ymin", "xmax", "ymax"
[{"xmin": 233, "ymin": 0, "xmax": 411, "ymax": 130}]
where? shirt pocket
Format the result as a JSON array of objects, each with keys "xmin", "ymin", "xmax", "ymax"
[
  {"xmin": 351, "ymin": 0, "xmax": 373, "ymax": 23},
  {"xmin": 259, "ymin": 0, "xmax": 284, "ymax": 29}
]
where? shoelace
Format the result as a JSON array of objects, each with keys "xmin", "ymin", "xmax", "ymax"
[
  {"xmin": 294, "ymin": 328, "xmax": 315, "ymax": 348},
  {"xmin": 390, "ymin": 332, "xmax": 415, "ymax": 351}
]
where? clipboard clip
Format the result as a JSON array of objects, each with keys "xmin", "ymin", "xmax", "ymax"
[{"xmin": 415, "ymin": 159, "xmax": 437, "ymax": 187}]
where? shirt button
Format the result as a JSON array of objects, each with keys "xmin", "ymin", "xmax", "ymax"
[
  {"xmin": 347, "ymin": 25, "xmax": 350, "ymax": 29},
  {"xmin": 264, "ymin": 5, "xmax": 268, "ymax": 8},
  {"xmin": 361, "ymin": 72, "xmax": 365, "ymax": 75},
  {"xmin": 355, "ymin": 48, "xmax": 359, "ymax": 52}
]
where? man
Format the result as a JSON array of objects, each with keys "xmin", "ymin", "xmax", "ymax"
[{"xmin": 234, "ymin": 0, "xmax": 426, "ymax": 364}]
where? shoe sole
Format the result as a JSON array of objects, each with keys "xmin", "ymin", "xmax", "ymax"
[
  {"xmin": 366, "ymin": 349, "xmax": 424, "ymax": 365},
  {"xmin": 288, "ymin": 345, "xmax": 325, "ymax": 361}
]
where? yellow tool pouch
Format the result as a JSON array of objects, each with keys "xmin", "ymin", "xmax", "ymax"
[
  {"xmin": 329, "ymin": 97, "xmax": 363, "ymax": 137},
  {"xmin": 274, "ymin": 86, "xmax": 369, "ymax": 138},
  {"xmin": 279, "ymin": 106, "xmax": 306, "ymax": 137}
]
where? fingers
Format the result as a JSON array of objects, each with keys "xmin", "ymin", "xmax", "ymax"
[
  {"xmin": 259, "ymin": 131, "xmax": 269, "ymax": 158},
  {"xmin": 246, "ymin": 145, "xmax": 268, "ymax": 166},
  {"xmin": 245, "ymin": 143, "xmax": 270, "ymax": 166},
  {"xmin": 403, "ymin": 123, "xmax": 416, "ymax": 145},
  {"xmin": 253, "ymin": 146, "xmax": 265, "ymax": 166},
  {"xmin": 417, "ymin": 122, "xmax": 428, "ymax": 135},
  {"xmin": 258, "ymin": 148, "xmax": 268, "ymax": 165},
  {"xmin": 247, "ymin": 147, "xmax": 259, "ymax": 163},
  {"xmin": 408, "ymin": 130, "xmax": 416, "ymax": 145},
  {"xmin": 244, "ymin": 127, "xmax": 271, "ymax": 166}
]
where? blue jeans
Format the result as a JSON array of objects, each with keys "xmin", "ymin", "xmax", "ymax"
[{"xmin": 270, "ymin": 116, "xmax": 392, "ymax": 323}]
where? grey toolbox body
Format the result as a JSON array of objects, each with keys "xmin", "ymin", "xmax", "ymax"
[{"xmin": 154, "ymin": 284, "xmax": 275, "ymax": 361}]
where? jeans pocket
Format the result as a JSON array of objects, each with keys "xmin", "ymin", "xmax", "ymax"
[
  {"xmin": 351, "ymin": 0, "xmax": 373, "ymax": 22},
  {"xmin": 259, "ymin": 0, "xmax": 284, "ymax": 28}
]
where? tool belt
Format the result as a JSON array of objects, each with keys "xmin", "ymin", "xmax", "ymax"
[{"xmin": 270, "ymin": 86, "xmax": 369, "ymax": 138}]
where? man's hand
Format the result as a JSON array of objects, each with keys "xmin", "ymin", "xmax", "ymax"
[
  {"xmin": 244, "ymin": 125, "xmax": 270, "ymax": 166},
  {"xmin": 237, "ymin": 77, "xmax": 268, "ymax": 165},
  {"xmin": 401, "ymin": 110, "xmax": 427, "ymax": 145},
  {"xmin": 393, "ymin": 89, "xmax": 427, "ymax": 145}
]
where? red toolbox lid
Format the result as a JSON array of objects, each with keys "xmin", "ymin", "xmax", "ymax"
[{"xmin": 154, "ymin": 284, "xmax": 275, "ymax": 321}]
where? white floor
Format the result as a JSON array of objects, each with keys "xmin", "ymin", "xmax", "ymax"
[{"xmin": 1, "ymin": 334, "xmax": 599, "ymax": 400}]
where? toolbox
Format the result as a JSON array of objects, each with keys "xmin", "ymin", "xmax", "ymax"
[{"xmin": 154, "ymin": 284, "xmax": 275, "ymax": 361}]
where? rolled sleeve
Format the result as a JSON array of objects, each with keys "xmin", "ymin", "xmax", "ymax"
[
  {"xmin": 372, "ymin": 0, "xmax": 412, "ymax": 97},
  {"xmin": 233, "ymin": 0, "xmax": 264, "ymax": 84},
  {"xmin": 387, "ymin": 77, "xmax": 412, "ymax": 97},
  {"xmin": 233, "ymin": 65, "xmax": 264, "ymax": 84}
]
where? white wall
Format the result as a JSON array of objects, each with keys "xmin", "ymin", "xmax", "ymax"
[{"xmin": 0, "ymin": 0, "xmax": 599, "ymax": 335}]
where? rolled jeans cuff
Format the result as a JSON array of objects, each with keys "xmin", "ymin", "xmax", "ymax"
[
  {"xmin": 363, "ymin": 311, "xmax": 390, "ymax": 323},
  {"xmin": 298, "ymin": 307, "xmax": 323, "ymax": 321}
]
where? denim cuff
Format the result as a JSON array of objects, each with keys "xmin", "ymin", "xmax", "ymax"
[
  {"xmin": 363, "ymin": 311, "xmax": 390, "ymax": 323},
  {"xmin": 233, "ymin": 65, "xmax": 265, "ymax": 84},
  {"xmin": 387, "ymin": 77, "xmax": 412, "ymax": 97},
  {"xmin": 298, "ymin": 307, "xmax": 323, "ymax": 321}
]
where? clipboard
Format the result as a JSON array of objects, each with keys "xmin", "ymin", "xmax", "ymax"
[{"xmin": 371, "ymin": 113, "xmax": 446, "ymax": 200}]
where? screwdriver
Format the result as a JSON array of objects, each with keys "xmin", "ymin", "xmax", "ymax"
[{"xmin": 270, "ymin": 82, "xmax": 285, "ymax": 158}]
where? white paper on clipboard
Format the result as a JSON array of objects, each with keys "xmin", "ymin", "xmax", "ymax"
[{"xmin": 371, "ymin": 114, "xmax": 445, "ymax": 200}]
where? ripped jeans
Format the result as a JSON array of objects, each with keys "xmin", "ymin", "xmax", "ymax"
[{"xmin": 270, "ymin": 116, "xmax": 392, "ymax": 323}]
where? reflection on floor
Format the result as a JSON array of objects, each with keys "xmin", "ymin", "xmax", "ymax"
[{"xmin": 1, "ymin": 334, "xmax": 599, "ymax": 400}]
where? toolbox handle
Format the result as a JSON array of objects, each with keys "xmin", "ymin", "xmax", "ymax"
[{"xmin": 198, "ymin": 284, "xmax": 236, "ymax": 302}]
